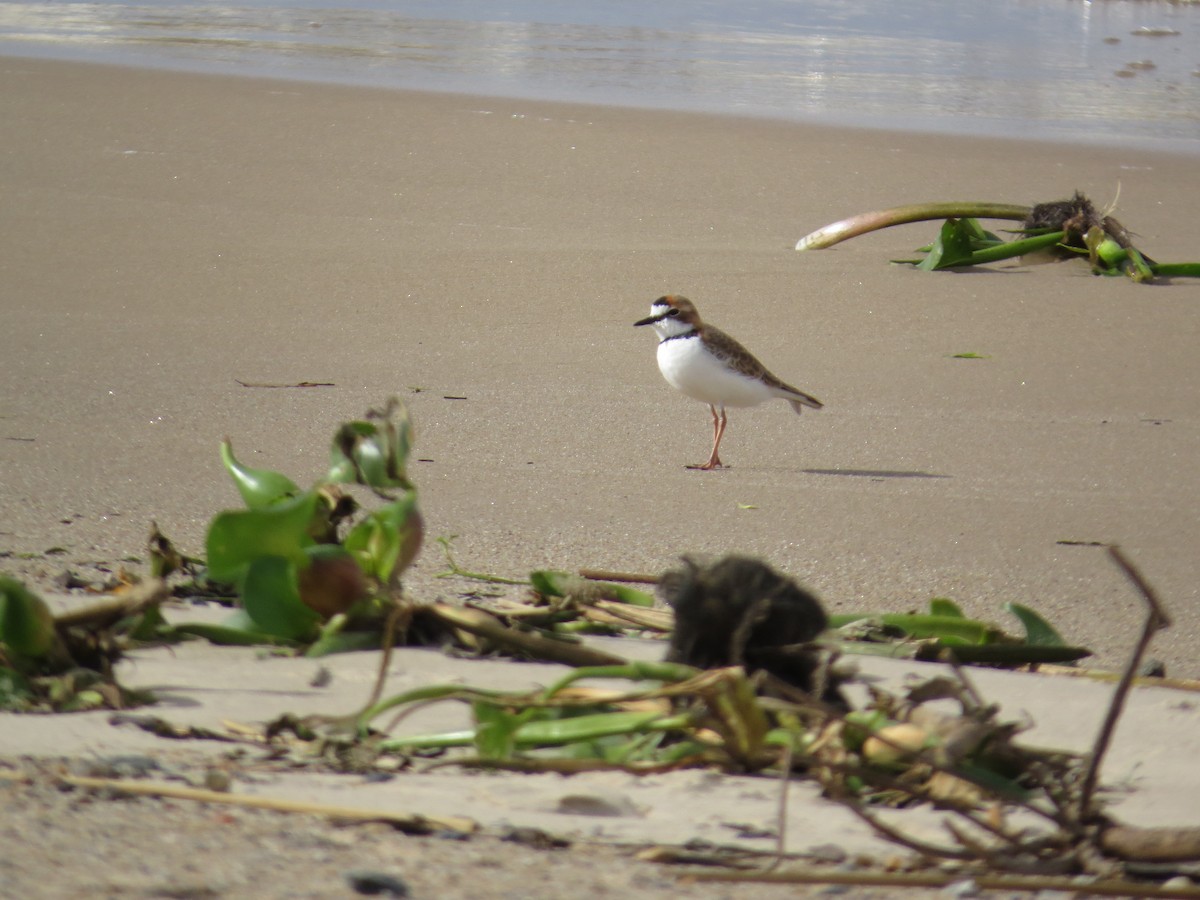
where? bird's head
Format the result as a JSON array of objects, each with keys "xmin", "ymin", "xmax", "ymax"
[{"xmin": 633, "ymin": 295, "xmax": 700, "ymax": 339}]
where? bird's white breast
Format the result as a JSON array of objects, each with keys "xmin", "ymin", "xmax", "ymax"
[{"xmin": 656, "ymin": 335, "xmax": 776, "ymax": 408}]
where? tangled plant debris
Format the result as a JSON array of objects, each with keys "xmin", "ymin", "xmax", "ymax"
[
  {"xmin": 4, "ymin": 399, "xmax": 1200, "ymax": 894},
  {"xmin": 795, "ymin": 191, "xmax": 1200, "ymax": 282}
]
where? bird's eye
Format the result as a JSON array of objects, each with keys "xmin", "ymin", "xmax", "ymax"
[{"xmin": 666, "ymin": 308, "xmax": 680, "ymax": 317}]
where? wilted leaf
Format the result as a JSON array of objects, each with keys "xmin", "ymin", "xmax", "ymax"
[
  {"xmin": 327, "ymin": 398, "xmax": 415, "ymax": 492},
  {"xmin": 296, "ymin": 544, "xmax": 368, "ymax": 618},
  {"xmin": 343, "ymin": 491, "xmax": 423, "ymax": 587}
]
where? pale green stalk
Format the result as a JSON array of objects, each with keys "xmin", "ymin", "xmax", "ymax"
[{"xmin": 796, "ymin": 203, "xmax": 1031, "ymax": 250}]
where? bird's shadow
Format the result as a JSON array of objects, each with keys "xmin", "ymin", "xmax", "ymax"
[{"xmin": 802, "ymin": 468, "xmax": 950, "ymax": 480}]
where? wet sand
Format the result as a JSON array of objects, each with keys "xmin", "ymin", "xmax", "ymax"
[{"xmin": 2, "ymin": 54, "xmax": 1199, "ymax": 681}]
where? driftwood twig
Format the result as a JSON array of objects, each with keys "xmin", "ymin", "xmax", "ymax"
[{"xmin": 1077, "ymin": 546, "xmax": 1172, "ymax": 820}]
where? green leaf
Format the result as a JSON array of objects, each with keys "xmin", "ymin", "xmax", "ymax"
[
  {"xmin": 913, "ymin": 220, "xmax": 1066, "ymax": 271},
  {"xmin": 1003, "ymin": 602, "xmax": 1067, "ymax": 647},
  {"xmin": 343, "ymin": 491, "xmax": 423, "ymax": 586},
  {"xmin": 473, "ymin": 701, "xmax": 542, "ymax": 759},
  {"xmin": 205, "ymin": 490, "xmax": 320, "ymax": 583},
  {"xmin": 330, "ymin": 421, "xmax": 388, "ymax": 485},
  {"xmin": 916, "ymin": 218, "xmax": 976, "ymax": 270},
  {"xmin": 219, "ymin": 439, "xmax": 300, "ymax": 509},
  {"xmin": 0, "ymin": 577, "xmax": 57, "ymax": 659},
  {"xmin": 530, "ymin": 570, "xmax": 570, "ymax": 597},
  {"xmin": 928, "ymin": 597, "xmax": 964, "ymax": 617},
  {"xmin": 240, "ymin": 555, "xmax": 322, "ymax": 641}
]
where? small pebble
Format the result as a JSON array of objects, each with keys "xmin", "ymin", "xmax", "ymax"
[
  {"xmin": 345, "ymin": 870, "xmax": 410, "ymax": 897},
  {"xmin": 1138, "ymin": 657, "xmax": 1167, "ymax": 678},
  {"xmin": 555, "ymin": 793, "xmax": 638, "ymax": 817},
  {"xmin": 502, "ymin": 826, "xmax": 570, "ymax": 850}
]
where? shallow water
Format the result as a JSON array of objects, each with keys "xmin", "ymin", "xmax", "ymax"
[{"xmin": 1, "ymin": 0, "xmax": 1198, "ymax": 151}]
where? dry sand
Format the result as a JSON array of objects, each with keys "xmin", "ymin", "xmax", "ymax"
[{"xmin": 2, "ymin": 55, "xmax": 1200, "ymax": 896}]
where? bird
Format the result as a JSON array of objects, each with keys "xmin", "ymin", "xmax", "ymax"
[{"xmin": 634, "ymin": 295, "xmax": 822, "ymax": 470}]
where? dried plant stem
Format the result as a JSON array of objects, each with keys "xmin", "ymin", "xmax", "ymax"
[
  {"xmin": 765, "ymin": 740, "xmax": 795, "ymax": 871},
  {"xmin": 59, "ymin": 774, "xmax": 477, "ymax": 834},
  {"xmin": 839, "ymin": 799, "xmax": 974, "ymax": 860},
  {"xmin": 586, "ymin": 599, "xmax": 673, "ymax": 631},
  {"xmin": 53, "ymin": 577, "xmax": 170, "ymax": 629},
  {"xmin": 684, "ymin": 867, "xmax": 1200, "ymax": 898},
  {"xmin": 363, "ymin": 599, "xmax": 408, "ymax": 712},
  {"xmin": 1077, "ymin": 546, "xmax": 1172, "ymax": 820},
  {"xmin": 578, "ymin": 569, "xmax": 661, "ymax": 584},
  {"xmin": 429, "ymin": 602, "xmax": 628, "ymax": 667}
]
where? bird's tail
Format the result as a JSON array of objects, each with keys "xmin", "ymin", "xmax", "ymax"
[{"xmin": 787, "ymin": 390, "xmax": 823, "ymax": 414}]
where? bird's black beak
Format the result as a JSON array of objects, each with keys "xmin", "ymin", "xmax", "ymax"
[{"xmin": 634, "ymin": 313, "xmax": 661, "ymax": 327}]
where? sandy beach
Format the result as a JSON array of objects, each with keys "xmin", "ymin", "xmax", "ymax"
[
  {"xmin": 4, "ymin": 54, "xmax": 1198, "ymax": 673},
  {"xmin": 2, "ymin": 55, "xmax": 1200, "ymax": 895}
]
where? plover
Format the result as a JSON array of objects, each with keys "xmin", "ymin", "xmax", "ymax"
[{"xmin": 634, "ymin": 295, "xmax": 822, "ymax": 470}]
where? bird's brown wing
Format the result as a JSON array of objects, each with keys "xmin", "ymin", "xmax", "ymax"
[{"xmin": 704, "ymin": 325, "xmax": 822, "ymax": 409}]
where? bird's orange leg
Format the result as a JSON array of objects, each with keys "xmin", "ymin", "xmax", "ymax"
[{"xmin": 687, "ymin": 405, "xmax": 728, "ymax": 470}]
